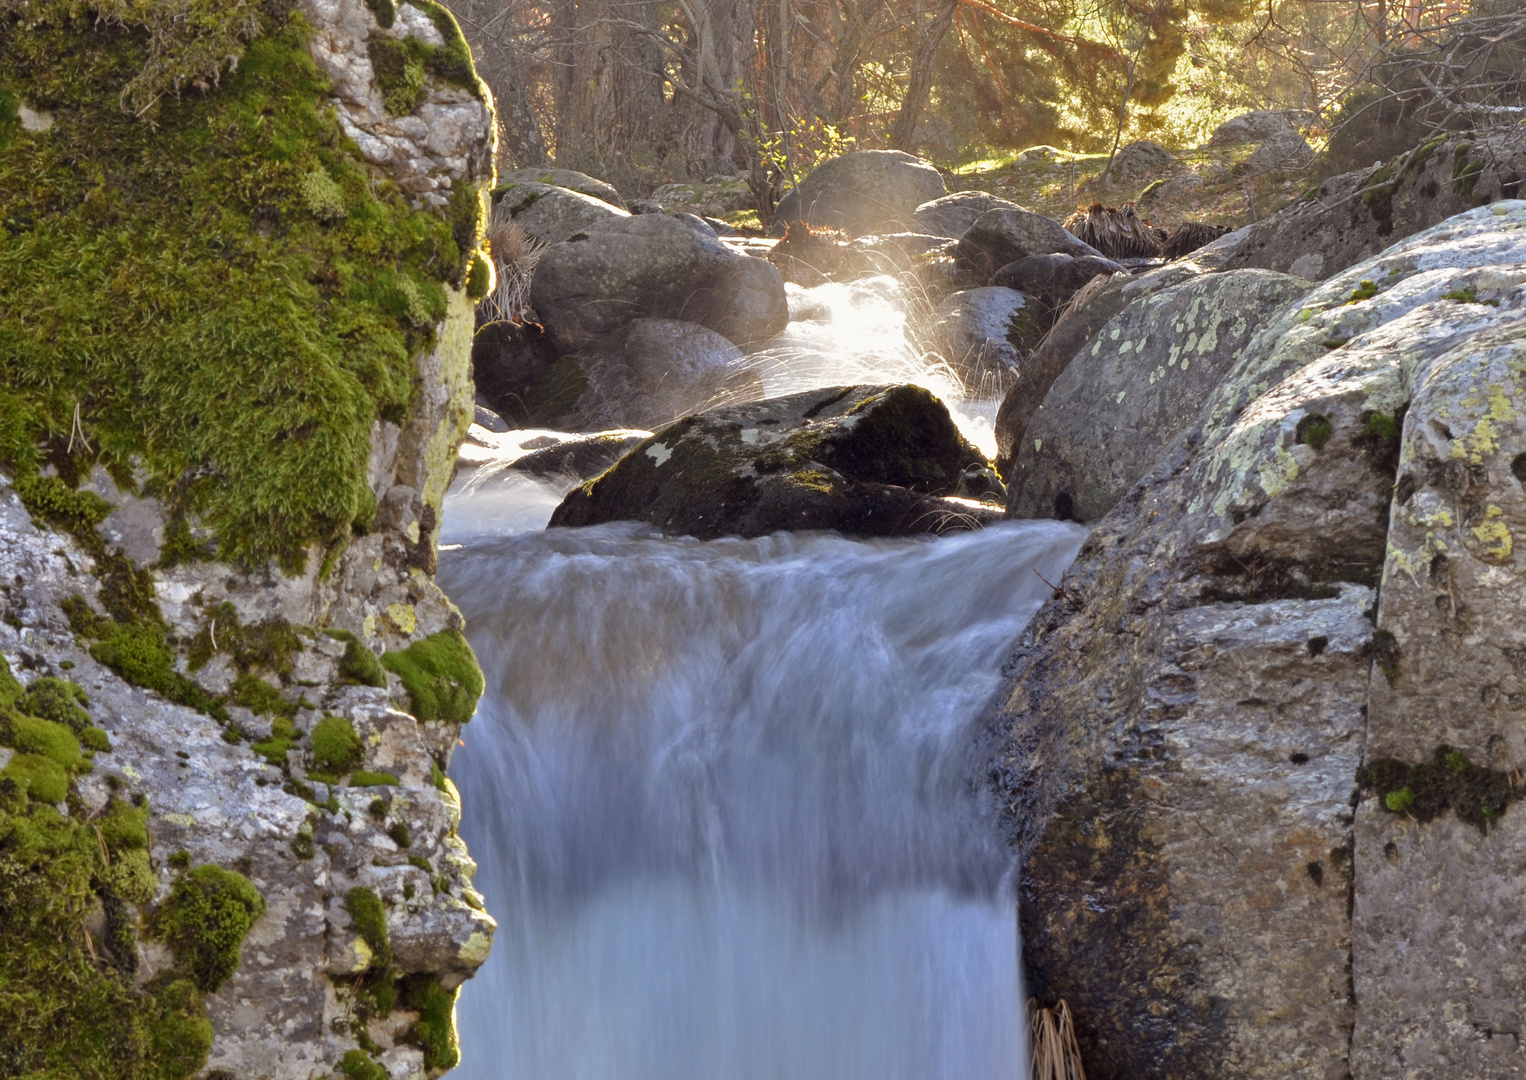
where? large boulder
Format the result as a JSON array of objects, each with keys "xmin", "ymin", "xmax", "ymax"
[
  {"xmin": 491, "ymin": 179, "xmax": 628, "ymax": 246},
  {"xmin": 989, "ymin": 253, "xmax": 1125, "ymax": 314},
  {"xmin": 621, "ymin": 318, "xmax": 762, "ymax": 424},
  {"xmin": 471, "ymin": 320, "xmax": 566, "ymax": 427},
  {"xmin": 993, "ymin": 261, "xmax": 1204, "ymax": 475},
  {"xmin": 1206, "ymin": 108, "xmax": 1314, "ymax": 148},
  {"xmin": 986, "ymin": 203, "xmax": 1526, "ymax": 1080},
  {"xmin": 1096, "ymin": 139, "xmax": 1179, "ymax": 189},
  {"xmin": 649, "ymin": 174, "xmax": 756, "ymax": 217},
  {"xmin": 496, "ymin": 167, "xmax": 627, "ymax": 210},
  {"xmin": 773, "ymin": 150, "xmax": 947, "ymax": 236},
  {"xmin": 912, "ymin": 191, "xmax": 1027, "ymax": 238},
  {"xmin": 529, "ymin": 214, "xmax": 789, "ymax": 351},
  {"xmin": 928, "ymin": 287, "xmax": 1041, "ymax": 390},
  {"xmin": 548, "ymin": 385, "xmax": 994, "ymax": 539},
  {"xmin": 955, "ymin": 207, "xmax": 1103, "ymax": 282},
  {"xmin": 1222, "ymin": 125, "xmax": 1526, "ymax": 280},
  {"xmin": 1004, "ymin": 269, "xmax": 1314, "ymax": 522},
  {"xmin": 1235, "ymin": 129, "xmax": 1315, "ymax": 175}
]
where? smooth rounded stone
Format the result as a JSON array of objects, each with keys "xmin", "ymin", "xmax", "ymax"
[
  {"xmin": 1205, "ymin": 108, "xmax": 1313, "ymax": 148},
  {"xmin": 990, "ymin": 253, "xmax": 1125, "ymax": 312},
  {"xmin": 623, "ymin": 318, "xmax": 756, "ymax": 422},
  {"xmin": 471, "ymin": 320, "xmax": 566, "ymax": 427},
  {"xmin": 473, "ymin": 400, "xmax": 510, "ymax": 432},
  {"xmin": 911, "ymin": 192, "xmax": 1026, "ymax": 238},
  {"xmin": 549, "ymin": 384, "xmax": 991, "ymax": 539},
  {"xmin": 496, "ymin": 167, "xmax": 628, "ymax": 210},
  {"xmin": 773, "ymin": 150, "xmax": 947, "ymax": 236},
  {"xmin": 929, "ymin": 286, "xmax": 1039, "ymax": 391},
  {"xmin": 529, "ymin": 214, "xmax": 789, "ymax": 352},
  {"xmin": 492, "ymin": 180, "xmax": 628, "ymax": 245},
  {"xmin": 1222, "ymin": 126, "xmax": 1526, "ymax": 280},
  {"xmin": 954, "ymin": 207, "xmax": 1102, "ymax": 282},
  {"xmin": 1004, "ymin": 269, "xmax": 1313, "ymax": 523},
  {"xmin": 1235, "ymin": 129, "xmax": 1315, "ymax": 175},
  {"xmin": 1098, "ymin": 139, "xmax": 1179, "ymax": 187},
  {"xmin": 845, "ymin": 232, "xmax": 953, "ymax": 274},
  {"xmin": 1138, "ymin": 173, "xmax": 1203, "ymax": 211}
]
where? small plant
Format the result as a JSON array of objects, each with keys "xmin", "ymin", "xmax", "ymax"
[
  {"xmin": 1347, "ymin": 279, "xmax": 1379, "ymax": 303},
  {"xmin": 325, "ymin": 629, "xmax": 387, "ymax": 688},
  {"xmin": 344, "ymin": 886, "xmax": 392, "ymax": 969},
  {"xmin": 298, "ymin": 167, "xmax": 346, "ymax": 222},
  {"xmin": 1295, "ymin": 413, "xmax": 1334, "ymax": 450},
  {"xmin": 479, "ymin": 215, "xmax": 544, "ymax": 324},
  {"xmin": 1385, "ymin": 787, "xmax": 1415, "ymax": 813},
  {"xmin": 338, "ymin": 1048, "xmax": 389, "ymax": 1080},
  {"xmin": 1029, "ymin": 997, "xmax": 1086, "ymax": 1080}
]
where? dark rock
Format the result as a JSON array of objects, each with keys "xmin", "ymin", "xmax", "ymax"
[
  {"xmin": 911, "ymin": 191, "xmax": 1027, "ymax": 238},
  {"xmin": 549, "ymin": 384, "xmax": 992, "ymax": 539},
  {"xmin": 529, "ymin": 214, "xmax": 789, "ymax": 352},
  {"xmin": 1222, "ymin": 124, "xmax": 1526, "ymax": 280},
  {"xmin": 510, "ymin": 431, "xmax": 650, "ymax": 480},
  {"xmin": 928, "ymin": 287, "xmax": 1039, "ymax": 391},
  {"xmin": 773, "ymin": 150, "xmax": 947, "ymax": 236},
  {"xmin": 990, "ymin": 253, "xmax": 1125, "ymax": 313},
  {"xmin": 955, "ymin": 207, "xmax": 1102, "ymax": 282},
  {"xmin": 473, "ymin": 401, "xmax": 510, "ymax": 433},
  {"xmin": 471, "ymin": 321, "xmax": 564, "ymax": 428},
  {"xmin": 1004, "ymin": 269, "xmax": 1313, "ymax": 523}
]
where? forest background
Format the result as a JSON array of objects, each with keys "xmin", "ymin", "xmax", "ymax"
[{"xmin": 437, "ymin": 0, "xmax": 1523, "ymax": 223}]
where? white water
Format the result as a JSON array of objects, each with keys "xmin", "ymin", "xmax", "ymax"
[{"xmin": 439, "ymin": 277, "xmax": 1082, "ymax": 1078}]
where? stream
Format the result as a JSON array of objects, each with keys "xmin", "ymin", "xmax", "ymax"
[{"xmin": 437, "ymin": 273, "xmax": 1085, "ymax": 1079}]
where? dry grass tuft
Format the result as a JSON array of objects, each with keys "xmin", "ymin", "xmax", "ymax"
[
  {"xmin": 480, "ymin": 215, "xmax": 545, "ymax": 324},
  {"xmin": 1062, "ymin": 203, "xmax": 1163, "ymax": 260},
  {"xmin": 1029, "ymin": 998, "xmax": 1086, "ymax": 1080}
]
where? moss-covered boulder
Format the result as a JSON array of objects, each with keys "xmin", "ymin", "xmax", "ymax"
[
  {"xmin": 496, "ymin": 167, "xmax": 626, "ymax": 209},
  {"xmin": 549, "ymin": 385, "xmax": 996, "ymax": 539}
]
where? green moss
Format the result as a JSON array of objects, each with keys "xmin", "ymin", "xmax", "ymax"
[
  {"xmin": 0, "ymin": 12, "xmax": 485, "ymax": 570},
  {"xmin": 81, "ymin": 725, "xmax": 113, "ymax": 752},
  {"xmin": 325, "ymin": 627, "xmax": 387, "ymax": 688},
  {"xmin": 367, "ymin": 0, "xmax": 398, "ymax": 28},
  {"xmin": 349, "ymin": 769, "xmax": 400, "ymax": 787},
  {"xmin": 0, "ymin": 655, "xmax": 20, "ymax": 711},
  {"xmin": 344, "ymin": 885, "xmax": 392, "ymax": 968},
  {"xmin": 1359, "ymin": 745, "xmax": 1514, "ymax": 832},
  {"xmin": 1453, "ymin": 144, "xmax": 1484, "ymax": 202},
  {"xmin": 2, "ymin": 752, "xmax": 69, "ymax": 803},
  {"xmin": 466, "ymin": 248, "xmax": 494, "ymax": 300},
  {"xmin": 386, "ymin": 821, "xmax": 411, "ymax": 847},
  {"xmin": 1372, "ymin": 627, "xmax": 1400, "ymax": 682},
  {"xmin": 21, "ymin": 675, "xmax": 91, "ymax": 731},
  {"xmin": 291, "ymin": 827, "xmax": 316, "ymax": 860},
  {"xmin": 64, "ymin": 601, "xmax": 228, "ymax": 722},
  {"xmin": 158, "ymin": 863, "xmax": 267, "ymax": 993},
  {"xmin": 7, "ymin": 714, "xmax": 82, "ymax": 771},
  {"xmin": 338, "ymin": 1048, "xmax": 389, "ymax": 1080},
  {"xmin": 310, "ymin": 714, "xmax": 364, "ymax": 774},
  {"xmin": 12, "ymin": 474, "xmax": 111, "ymax": 535},
  {"xmin": 1347, "ymin": 279, "xmax": 1379, "ymax": 303},
  {"xmin": 380, "ymin": 629, "xmax": 484, "ymax": 725},
  {"xmin": 187, "ymin": 604, "xmax": 304, "ymax": 680},
  {"xmin": 250, "ymin": 716, "xmax": 300, "ymax": 766},
  {"xmin": 368, "ymin": 34, "xmax": 427, "ymax": 115},
  {"xmin": 232, "ymin": 673, "xmax": 297, "ymax": 721},
  {"xmin": 400, "ymin": 973, "xmax": 460, "ymax": 1071},
  {"xmin": 0, "ymin": 791, "xmax": 215, "ymax": 1079},
  {"xmin": 1295, "ymin": 413, "xmax": 1333, "ymax": 450}
]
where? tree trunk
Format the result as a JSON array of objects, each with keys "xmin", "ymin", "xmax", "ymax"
[{"xmin": 888, "ymin": 0, "xmax": 958, "ymax": 150}]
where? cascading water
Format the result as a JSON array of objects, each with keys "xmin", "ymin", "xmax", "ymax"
[{"xmin": 440, "ymin": 273, "xmax": 1083, "ymax": 1078}]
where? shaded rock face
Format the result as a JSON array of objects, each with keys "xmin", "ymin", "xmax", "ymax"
[
  {"xmin": 549, "ymin": 385, "xmax": 993, "ymax": 539},
  {"xmin": 990, "ymin": 253, "xmax": 1124, "ymax": 314},
  {"xmin": 773, "ymin": 150, "xmax": 947, "ymax": 236},
  {"xmin": 1006, "ymin": 269, "xmax": 1313, "ymax": 522},
  {"xmin": 1224, "ymin": 125, "xmax": 1526, "ymax": 280},
  {"xmin": 912, "ymin": 191, "xmax": 1027, "ymax": 238},
  {"xmin": 496, "ymin": 166, "xmax": 627, "ymax": 209},
  {"xmin": 929, "ymin": 286, "xmax": 1039, "ymax": 390},
  {"xmin": 986, "ymin": 203, "xmax": 1526, "ymax": 1080},
  {"xmin": 530, "ymin": 214, "xmax": 789, "ymax": 352},
  {"xmin": 472, "ymin": 320, "xmax": 564, "ymax": 426},
  {"xmin": 955, "ymin": 207, "xmax": 1103, "ymax": 282},
  {"xmin": 491, "ymin": 179, "xmax": 628, "ymax": 245},
  {"xmin": 0, "ymin": 1, "xmax": 500, "ymax": 1076}
]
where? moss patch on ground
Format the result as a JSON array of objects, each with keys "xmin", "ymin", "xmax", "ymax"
[
  {"xmin": 0, "ymin": 1, "xmax": 486, "ymax": 571},
  {"xmin": 381, "ymin": 628, "xmax": 483, "ymax": 724}
]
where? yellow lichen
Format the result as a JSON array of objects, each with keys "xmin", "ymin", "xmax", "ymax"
[
  {"xmin": 1471, "ymin": 505, "xmax": 1513, "ymax": 561},
  {"xmin": 386, "ymin": 603, "xmax": 417, "ymax": 634}
]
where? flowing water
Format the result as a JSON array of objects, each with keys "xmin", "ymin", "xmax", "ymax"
[{"xmin": 439, "ymin": 275, "xmax": 1084, "ymax": 1079}]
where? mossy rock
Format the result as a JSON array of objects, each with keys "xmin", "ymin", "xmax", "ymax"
[
  {"xmin": 158, "ymin": 864, "xmax": 266, "ymax": 993},
  {"xmin": 549, "ymin": 384, "xmax": 994, "ymax": 539},
  {"xmin": 381, "ymin": 629, "xmax": 484, "ymax": 725},
  {"xmin": 310, "ymin": 714, "xmax": 364, "ymax": 775}
]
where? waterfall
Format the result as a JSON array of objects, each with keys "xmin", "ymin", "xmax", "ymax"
[
  {"xmin": 439, "ymin": 273, "xmax": 1083, "ymax": 1077},
  {"xmin": 439, "ymin": 520, "xmax": 1083, "ymax": 1078}
]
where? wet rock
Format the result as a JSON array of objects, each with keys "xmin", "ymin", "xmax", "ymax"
[
  {"xmin": 773, "ymin": 150, "xmax": 947, "ymax": 236},
  {"xmin": 496, "ymin": 167, "xmax": 627, "ymax": 210},
  {"xmin": 1222, "ymin": 126, "xmax": 1526, "ymax": 279},
  {"xmin": 509, "ymin": 431, "xmax": 650, "ymax": 480},
  {"xmin": 954, "ymin": 207, "xmax": 1102, "ymax": 282},
  {"xmin": 548, "ymin": 385, "xmax": 992, "ymax": 539},
  {"xmin": 621, "ymin": 318, "xmax": 763, "ymax": 424},
  {"xmin": 911, "ymin": 191, "xmax": 1027, "ymax": 238},
  {"xmin": 846, "ymin": 232, "xmax": 956, "ymax": 276},
  {"xmin": 1206, "ymin": 108, "xmax": 1313, "ymax": 148},
  {"xmin": 470, "ymin": 320, "xmax": 564, "ymax": 428},
  {"xmin": 491, "ymin": 179, "xmax": 628, "ymax": 245},
  {"xmin": 928, "ymin": 287, "xmax": 1039, "ymax": 391},
  {"xmin": 530, "ymin": 214, "xmax": 789, "ymax": 352},
  {"xmin": 987, "ymin": 202, "xmax": 1526, "ymax": 1080},
  {"xmin": 989, "ymin": 253, "xmax": 1125, "ymax": 313},
  {"xmin": 1005, "ymin": 269, "xmax": 1313, "ymax": 523}
]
